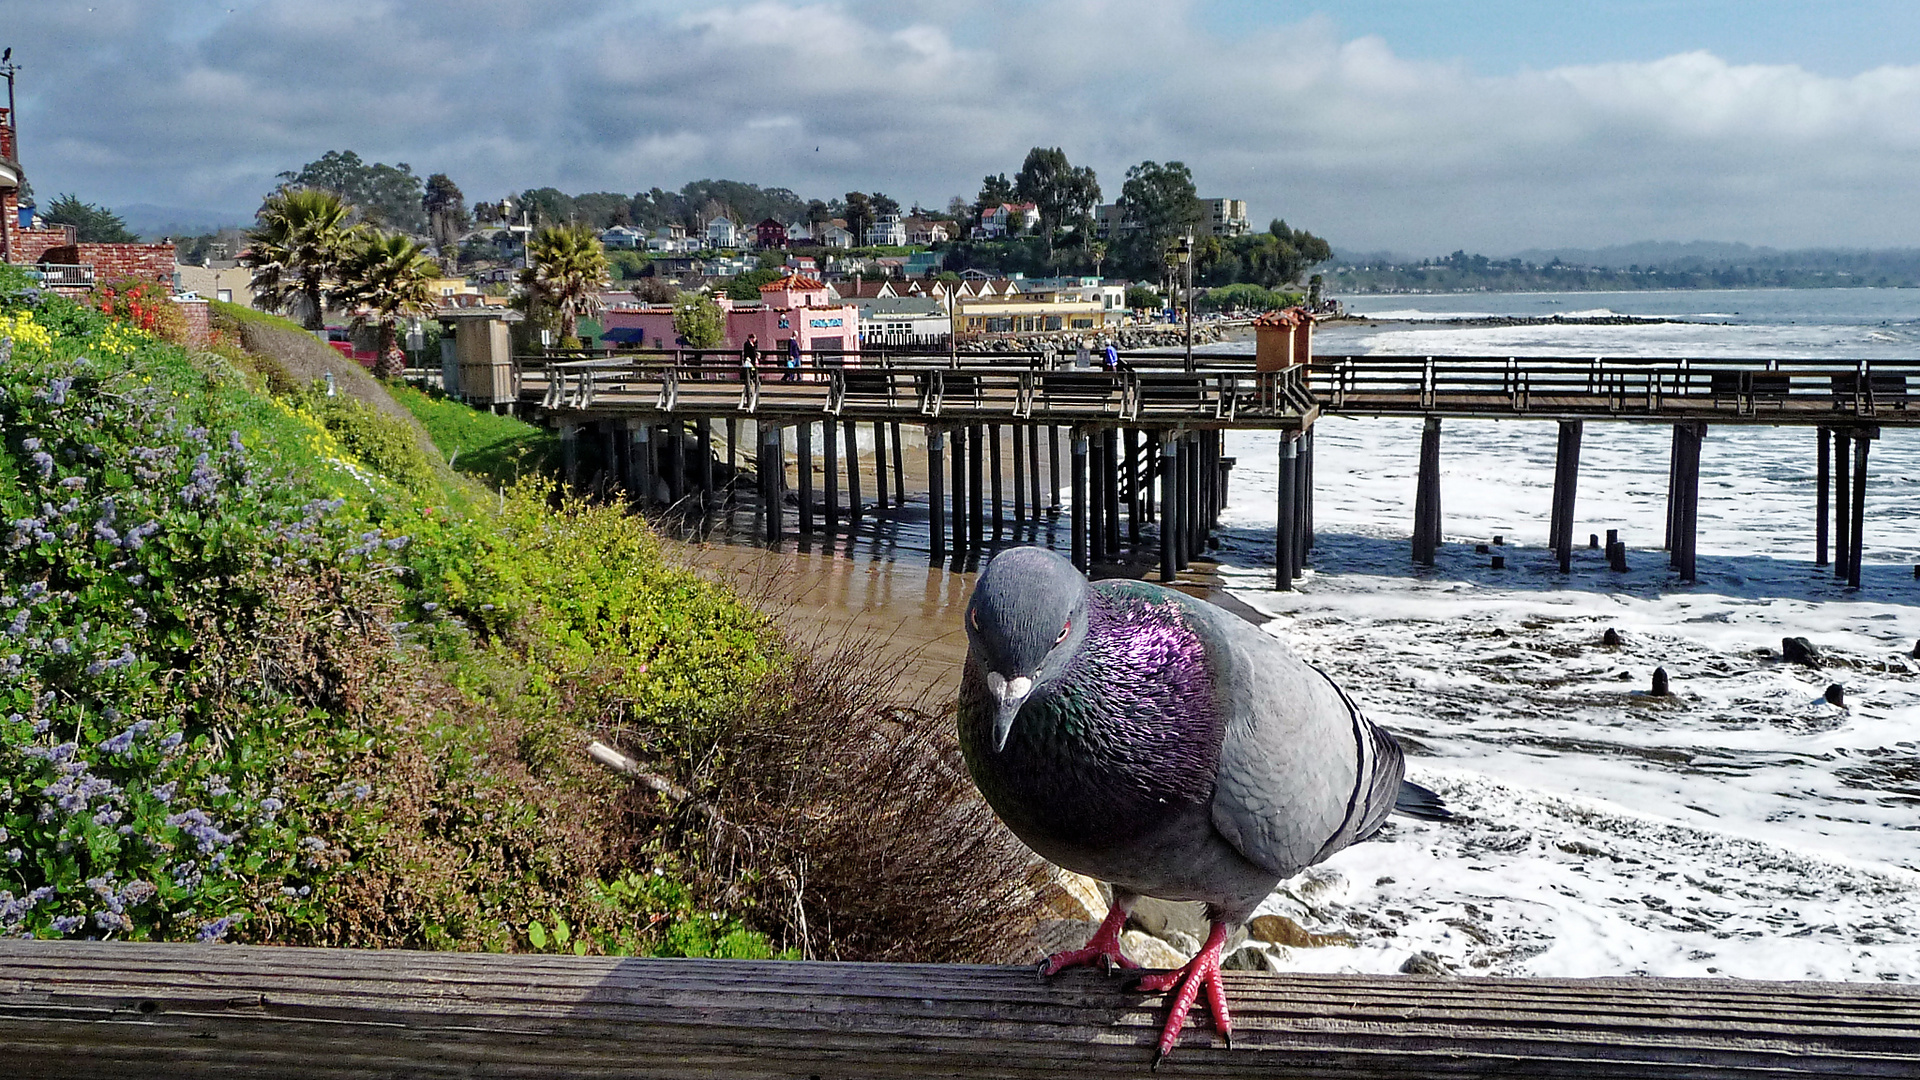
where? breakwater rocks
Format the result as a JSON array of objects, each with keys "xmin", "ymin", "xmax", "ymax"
[
  {"xmin": 955, "ymin": 323, "xmax": 1237, "ymax": 355},
  {"xmin": 1352, "ymin": 314, "xmax": 1684, "ymax": 328}
]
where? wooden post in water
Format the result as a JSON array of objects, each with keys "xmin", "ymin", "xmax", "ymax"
[
  {"xmin": 761, "ymin": 423, "xmax": 782, "ymax": 544},
  {"xmin": 989, "ymin": 423, "xmax": 1004, "ymax": 537},
  {"xmin": 1027, "ymin": 425, "xmax": 1042, "ymax": 529},
  {"xmin": 1551, "ymin": 420, "xmax": 1583, "ymax": 573},
  {"xmin": 890, "ymin": 421, "xmax": 905, "ymax": 507},
  {"xmin": 1125, "ymin": 429, "xmax": 1142, "ymax": 548},
  {"xmin": 823, "ymin": 415, "xmax": 840, "ymax": 534},
  {"xmin": 927, "ymin": 427, "xmax": 946, "ymax": 566},
  {"xmin": 1174, "ymin": 433, "xmax": 1191, "ymax": 570},
  {"xmin": 1664, "ymin": 424, "xmax": 1681, "ymax": 553},
  {"xmin": 1160, "ymin": 433, "xmax": 1178, "ymax": 582},
  {"xmin": 1304, "ymin": 427, "xmax": 1316, "ymax": 551},
  {"xmin": 1049, "ymin": 426, "xmax": 1062, "ymax": 515},
  {"xmin": 1849, "ymin": 433, "xmax": 1870, "ymax": 589},
  {"xmin": 1105, "ymin": 428, "xmax": 1123, "ymax": 557},
  {"xmin": 1277, "ymin": 433, "xmax": 1298, "ymax": 590},
  {"xmin": 1412, "ymin": 416, "xmax": 1441, "ymax": 566},
  {"xmin": 952, "ymin": 420, "xmax": 967, "ymax": 553},
  {"xmin": 1070, "ymin": 428, "xmax": 1089, "ymax": 572},
  {"xmin": 844, "ymin": 421, "xmax": 863, "ymax": 526},
  {"xmin": 1674, "ymin": 423, "xmax": 1705, "ymax": 582},
  {"xmin": 1816, "ymin": 427, "xmax": 1830, "ymax": 567},
  {"xmin": 1833, "ymin": 431, "xmax": 1851, "ymax": 583},
  {"xmin": 1012, "ymin": 422, "xmax": 1027, "ymax": 528},
  {"xmin": 967, "ymin": 424, "xmax": 984, "ymax": 556},
  {"xmin": 872, "ymin": 422, "xmax": 888, "ymax": 512},
  {"xmin": 1187, "ymin": 431, "xmax": 1204, "ymax": 562},
  {"xmin": 1088, "ymin": 429, "xmax": 1107, "ymax": 564},
  {"xmin": 796, "ymin": 421, "xmax": 814, "ymax": 534}
]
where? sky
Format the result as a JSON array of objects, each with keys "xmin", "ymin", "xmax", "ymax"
[{"xmin": 6, "ymin": 0, "xmax": 1920, "ymax": 255}]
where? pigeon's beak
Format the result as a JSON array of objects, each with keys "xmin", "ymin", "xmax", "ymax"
[{"xmin": 986, "ymin": 672, "xmax": 1033, "ymax": 752}]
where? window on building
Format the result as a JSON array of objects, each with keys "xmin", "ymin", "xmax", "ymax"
[{"xmin": 217, "ymin": 289, "xmax": 232, "ymax": 303}]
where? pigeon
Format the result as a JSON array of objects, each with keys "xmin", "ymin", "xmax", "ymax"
[{"xmin": 957, "ymin": 546, "xmax": 1448, "ymax": 1066}]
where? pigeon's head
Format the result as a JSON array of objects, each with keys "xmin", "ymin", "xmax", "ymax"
[{"xmin": 966, "ymin": 546, "xmax": 1089, "ymax": 752}]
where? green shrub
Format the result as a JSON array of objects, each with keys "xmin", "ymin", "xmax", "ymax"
[{"xmin": 291, "ymin": 384, "xmax": 441, "ymax": 494}]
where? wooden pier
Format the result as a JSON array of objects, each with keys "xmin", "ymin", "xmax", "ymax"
[
  {"xmin": 3, "ymin": 940, "xmax": 1917, "ymax": 1078},
  {"xmin": 509, "ymin": 348, "xmax": 1918, "ymax": 589}
]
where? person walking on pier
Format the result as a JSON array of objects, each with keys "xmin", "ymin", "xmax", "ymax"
[{"xmin": 784, "ymin": 335, "xmax": 801, "ymax": 382}]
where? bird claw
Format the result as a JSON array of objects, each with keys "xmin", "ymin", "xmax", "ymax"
[
  {"xmin": 1040, "ymin": 906, "xmax": 1139, "ymax": 977},
  {"xmin": 1136, "ymin": 922, "xmax": 1233, "ymax": 1066}
]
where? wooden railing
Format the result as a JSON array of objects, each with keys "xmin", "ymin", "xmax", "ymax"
[
  {"xmin": 515, "ymin": 352, "xmax": 1318, "ymax": 425},
  {"xmin": 2, "ymin": 941, "xmax": 1916, "ymax": 1078},
  {"xmin": 1307, "ymin": 354, "xmax": 1920, "ymax": 421}
]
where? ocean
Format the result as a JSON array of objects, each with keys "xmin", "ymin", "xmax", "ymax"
[{"xmin": 1204, "ymin": 288, "xmax": 1920, "ymax": 981}]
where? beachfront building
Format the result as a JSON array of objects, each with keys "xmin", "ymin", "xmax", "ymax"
[
  {"xmin": 906, "ymin": 219, "xmax": 950, "ymax": 245},
  {"xmin": 857, "ymin": 295, "xmax": 950, "ymax": 347},
  {"xmin": 1019, "ymin": 276, "xmax": 1128, "ymax": 314},
  {"xmin": 647, "ymin": 224, "xmax": 699, "ymax": 254},
  {"xmin": 598, "ymin": 273, "xmax": 859, "ymax": 357},
  {"xmin": 817, "ymin": 223, "xmax": 854, "ymax": 248},
  {"xmin": 706, "ymin": 216, "xmax": 739, "ymax": 249},
  {"xmin": 953, "ymin": 293, "xmax": 1108, "ymax": 336}
]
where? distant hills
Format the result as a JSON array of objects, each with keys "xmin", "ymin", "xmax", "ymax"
[
  {"xmin": 116, "ymin": 203, "xmax": 252, "ymax": 240},
  {"xmin": 1327, "ymin": 242, "xmax": 1920, "ymax": 292}
]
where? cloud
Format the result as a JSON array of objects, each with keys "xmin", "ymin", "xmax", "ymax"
[{"xmin": 10, "ymin": 1, "xmax": 1920, "ymax": 252}]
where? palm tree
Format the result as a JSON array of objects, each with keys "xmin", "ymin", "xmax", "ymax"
[
  {"xmin": 520, "ymin": 223, "xmax": 610, "ymax": 348},
  {"xmin": 242, "ymin": 188, "xmax": 361, "ymax": 330},
  {"xmin": 339, "ymin": 230, "xmax": 439, "ymax": 379}
]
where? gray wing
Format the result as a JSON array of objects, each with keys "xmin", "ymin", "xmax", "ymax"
[{"xmin": 1183, "ymin": 601, "xmax": 1406, "ymax": 879}]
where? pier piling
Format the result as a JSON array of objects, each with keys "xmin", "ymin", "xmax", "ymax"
[
  {"xmin": 697, "ymin": 420, "xmax": 714, "ymax": 524},
  {"xmin": 968, "ymin": 424, "xmax": 984, "ymax": 556},
  {"xmin": 1105, "ymin": 428, "xmax": 1122, "ymax": 557},
  {"xmin": 1550, "ymin": 420, "xmax": 1583, "ymax": 573},
  {"xmin": 872, "ymin": 421, "xmax": 888, "ymax": 512},
  {"xmin": 844, "ymin": 421, "xmax": 863, "ymax": 526},
  {"xmin": 1833, "ymin": 431, "xmax": 1851, "ymax": 583},
  {"xmin": 989, "ymin": 423, "xmax": 1004, "ymax": 537},
  {"xmin": 1027, "ymin": 425, "xmax": 1042, "ymax": 530},
  {"xmin": 1816, "ymin": 427, "xmax": 1830, "ymax": 566},
  {"xmin": 1277, "ymin": 434, "xmax": 1298, "ymax": 590},
  {"xmin": 1088, "ymin": 429, "xmax": 1106, "ymax": 564},
  {"xmin": 1049, "ymin": 426, "xmax": 1062, "ymax": 515},
  {"xmin": 796, "ymin": 421, "xmax": 814, "ymax": 534},
  {"xmin": 950, "ymin": 424, "xmax": 967, "ymax": 559},
  {"xmin": 630, "ymin": 422, "xmax": 652, "ymax": 509},
  {"xmin": 1071, "ymin": 429, "xmax": 1089, "ymax": 572},
  {"xmin": 927, "ymin": 428, "xmax": 946, "ymax": 566},
  {"xmin": 1849, "ymin": 433, "xmax": 1870, "ymax": 588},
  {"xmin": 1412, "ymin": 416, "xmax": 1442, "ymax": 565},
  {"xmin": 1160, "ymin": 433, "xmax": 1178, "ymax": 582},
  {"xmin": 1012, "ymin": 422, "xmax": 1026, "ymax": 527},
  {"xmin": 823, "ymin": 416, "xmax": 840, "ymax": 534}
]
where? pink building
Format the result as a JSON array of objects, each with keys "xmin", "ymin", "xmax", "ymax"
[{"xmin": 600, "ymin": 274, "xmax": 860, "ymax": 359}]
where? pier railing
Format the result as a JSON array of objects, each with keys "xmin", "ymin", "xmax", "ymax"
[
  {"xmin": 4, "ymin": 941, "xmax": 1917, "ymax": 1078},
  {"xmin": 515, "ymin": 352, "xmax": 1318, "ymax": 426},
  {"xmin": 510, "ymin": 349, "xmax": 1920, "ymax": 427},
  {"xmin": 1307, "ymin": 353, "xmax": 1920, "ymax": 421}
]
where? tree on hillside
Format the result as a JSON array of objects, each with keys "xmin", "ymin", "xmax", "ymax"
[
  {"xmin": 512, "ymin": 187, "xmax": 575, "ymax": 227},
  {"xmin": 1013, "ymin": 148, "xmax": 1101, "ymax": 256},
  {"xmin": 421, "ymin": 173, "xmax": 469, "ymax": 265},
  {"xmin": 520, "ymin": 224, "xmax": 610, "ymax": 348},
  {"xmin": 843, "ymin": 192, "xmax": 873, "ymax": 246},
  {"xmin": 977, "ymin": 173, "xmax": 1014, "ymax": 213},
  {"xmin": 339, "ymin": 230, "xmax": 439, "ymax": 379},
  {"xmin": 726, "ymin": 267, "xmax": 784, "ymax": 301},
  {"xmin": 243, "ymin": 187, "xmax": 363, "ymax": 330},
  {"xmin": 43, "ymin": 194, "xmax": 139, "ymax": 243},
  {"xmin": 1115, "ymin": 159, "xmax": 1203, "ymax": 290},
  {"xmin": 570, "ymin": 192, "xmax": 632, "ymax": 229},
  {"xmin": 805, "ymin": 199, "xmax": 832, "ymax": 229},
  {"xmin": 277, "ymin": 151, "xmax": 428, "ymax": 234},
  {"xmin": 869, "ymin": 192, "xmax": 901, "ymax": 218},
  {"xmin": 1221, "ymin": 219, "xmax": 1333, "ymax": 288}
]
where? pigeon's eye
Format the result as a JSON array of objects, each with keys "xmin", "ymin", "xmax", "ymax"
[{"xmin": 1054, "ymin": 619, "xmax": 1071, "ymax": 644}]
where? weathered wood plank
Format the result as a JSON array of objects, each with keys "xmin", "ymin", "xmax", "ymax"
[{"xmin": 2, "ymin": 942, "xmax": 1917, "ymax": 1079}]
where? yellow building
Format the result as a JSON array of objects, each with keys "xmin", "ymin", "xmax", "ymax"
[{"xmin": 954, "ymin": 297, "xmax": 1108, "ymax": 335}]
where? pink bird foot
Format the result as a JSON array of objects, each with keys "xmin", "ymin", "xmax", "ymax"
[
  {"xmin": 1039, "ymin": 903, "xmax": 1140, "ymax": 976},
  {"xmin": 1130, "ymin": 921, "xmax": 1232, "ymax": 1068}
]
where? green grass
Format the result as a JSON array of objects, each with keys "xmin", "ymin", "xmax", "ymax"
[
  {"xmin": 207, "ymin": 297, "xmax": 311, "ymax": 334},
  {"xmin": 388, "ymin": 384, "xmax": 557, "ymax": 489}
]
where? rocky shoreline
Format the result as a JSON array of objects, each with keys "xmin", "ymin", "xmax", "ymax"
[
  {"xmin": 956, "ymin": 322, "xmax": 1242, "ymax": 354},
  {"xmin": 1337, "ymin": 314, "xmax": 1684, "ymax": 328}
]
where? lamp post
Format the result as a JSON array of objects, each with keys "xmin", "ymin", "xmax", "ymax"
[{"xmin": 1177, "ymin": 230, "xmax": 1195, "ymax": 373}]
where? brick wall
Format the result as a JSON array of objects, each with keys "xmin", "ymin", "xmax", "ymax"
[
  {"xmin": 40, "ymin": 243, "xmax": 176, "ymax": 285},
  {"xmin": 174, "ymin": 297, "xmax": 211, "ymax": 347},
  {"xmin": 1, "ymin": 189, "xmax": 80, "ymax": 264}
]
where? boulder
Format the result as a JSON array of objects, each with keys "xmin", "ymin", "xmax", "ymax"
[
  {"xmin": 1121, "ymin": 929, "xmax": 1189, "ymax": 969},
  {"xmin": 1781, "ymin": 636, "xmax": 1823, "ymax": 667}
]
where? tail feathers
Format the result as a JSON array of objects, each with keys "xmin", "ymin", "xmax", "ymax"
[{"xmin": 1393, "ymin": 780, "xmax": 1454, "ymax": 821}]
